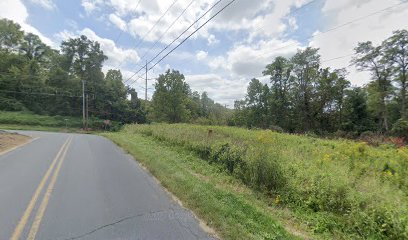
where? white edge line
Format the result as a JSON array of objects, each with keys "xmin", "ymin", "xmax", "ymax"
[{"xmin": 0, "ymin": 137, "xmax": 40, "ymax": 156}]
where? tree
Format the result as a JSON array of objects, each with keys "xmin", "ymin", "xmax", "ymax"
[
  {"xmin": 315, "ymin": 68, "xmax": 349, "ymax": 132},
  {"xmin": 152, "ymin": 69, "xmax": 190, "ymax": 123},
  {"xmin": 342, "ymin": 87, "xmax": 373, "ymax": 133},
  {"xmin": 20, "ymin": 33, "xmax": 53, "ymax": 83},
  {"xmin": 353, "ymin": 41, "xmax": 393, "ymax": 132},
  {"xmin": 291, "ymin": 47, "xmax": 320, "ymax": 131},
  {"xmin": 383, "ymin": 30, "xmax": 408, "ymax": 118},
  {"xmin": 263, "ymin": 56, "xmax": 293, "ymax": 128},
  {"xmin": 20, "ymin": 33, "xmax": 51, "ymax": 61},
  {"xmin": 60, "ymin": 35, "xmax": 107, "ymax": 118},
  {"xmin": 245, "ymin": 78, "xmax": 270, "ymax": 128},
  {"xmin": 0, "ymin": 19, "xmax": 23, "ymax": 51},
  {"xmin": 200, "ymin": 91, "xmax": 213, "ymax": 117}
]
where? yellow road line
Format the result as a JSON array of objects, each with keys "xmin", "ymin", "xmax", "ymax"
[
  {"xmin": 26, "ymin": 136, "xmax": 73, "ymax": 240},
  {"xmin": 10, "ymin": 136, "xmax": 71, "ymax": 240}
]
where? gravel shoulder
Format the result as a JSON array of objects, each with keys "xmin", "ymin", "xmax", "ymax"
[{"xmin": 0, "ymin": 131, "xmax": 31, "ymax": 155}]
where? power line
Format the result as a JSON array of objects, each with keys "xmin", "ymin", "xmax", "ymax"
[
  {"xmin": 252, "ymin": 53, "xmax": 355, "ymax": 79},
  {"xmin": 124, "ymin": 0, "xmax": 225, "ymax": 84},
  {"xmin": 116, "ymin": 0, "xmax": 179, "ymax": 69},
  {"xmin": 148, "ymin": 0, "xmax": 238, "ymax": 72},
  {"xmin": 252, "ymin": 1, "xmax": 406, "ymax": 61},
  {"xmin": 252, "ymin": 0, "xmax": 319, "ymax": 35},
  {"xmin": 138, "ymin": 0, "xmax": 195, "ymax": 63},
  {"xmin": 0, "ymin": 89, "xmax": 82, "ymax": 98},
  {"xmin": 123, "ymin": 0, "xmax": 314, "ymax": 83},
  {"xmin": 321, "ymin": 53, "xmax": 354, "ymax": 63}
]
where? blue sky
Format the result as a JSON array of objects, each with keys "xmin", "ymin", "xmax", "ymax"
[{"xmin": 1, "ymin": 0, "xmax": 407, "ymax": 105}]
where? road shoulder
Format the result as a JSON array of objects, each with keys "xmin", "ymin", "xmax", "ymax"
[{"xmin": 0, "ymin": 131, "xmax": 33, "ymax": 156}]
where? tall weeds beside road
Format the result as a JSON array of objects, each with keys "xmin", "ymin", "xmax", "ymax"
[{"xmin": 126, "ymin": 124, "xmax": 408, "ymax": 239}]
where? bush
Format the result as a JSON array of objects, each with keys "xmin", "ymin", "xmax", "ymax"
[
  {"xmin": 0, "ymin": 97, "xmax": 26, "ymax": 111},
  {"xmin": 0, "ymin": 111, "xmax": 81, "ymax": 127},
  {"xmin": 392, "ymin": 118, "xmax": 408, "ymax": 139}
]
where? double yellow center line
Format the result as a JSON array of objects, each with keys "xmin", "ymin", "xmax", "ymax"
[{"xmin": 11, "ymin": 136, "xmax": 73, "ymax": 240}]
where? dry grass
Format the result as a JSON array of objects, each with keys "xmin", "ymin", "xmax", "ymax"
[{"xmin": 0, "ymin": 132, "xmax": 31, "ymax": 154}]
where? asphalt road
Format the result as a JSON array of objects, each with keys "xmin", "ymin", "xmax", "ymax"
[{"xmin": 0, "ymin": 131, "xmax": 215, "ymax": 240}]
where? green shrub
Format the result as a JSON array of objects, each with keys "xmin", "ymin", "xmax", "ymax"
[
  {"xmin": 392, "ymin": 118, "xmax": 408, "ymax": 139},
  {"xmin": 0, "ymin": 97, "xmax": 26, "ymax": 111}
]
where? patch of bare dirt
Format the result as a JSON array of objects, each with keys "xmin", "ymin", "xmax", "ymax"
[{"xmin": 0, "ymin": 132, "xmax": 31, "ymax": 154}]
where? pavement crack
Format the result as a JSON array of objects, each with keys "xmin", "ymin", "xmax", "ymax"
[
  {"xmin": 170, "ymin": 206, "xmax": 200, "ymax": 240},
  {"xmin": 60, "ymin": 209, "xmax": 169, "ymax": 240}
]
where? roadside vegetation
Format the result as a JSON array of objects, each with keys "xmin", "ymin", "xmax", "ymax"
[
  {"xmin": 105, "ymin": 124, "xmax": 408, "ymax": 239},
  {"xmin": 0, "ymin": 18, "xmax": 229, "ymax": 127},
  {"xmin": 0, "ymin": 111, "xmax": 124, "ymax": 131},
  {"xmin": 231, "ymin": 30, "xmax": 408, "ymax": 141},
  {"xmin": 0, "ymin": 111, "xmax": 81, "ymax": 128},
  {"xmin": 103, "ymin": 128, "xmax": 304, "ymax": 240},
  {"xmin": 1, "ymin": 13, "xmax": 408, "ymax": 240}
]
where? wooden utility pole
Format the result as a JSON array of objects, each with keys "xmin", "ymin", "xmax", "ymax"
[
  {"xmin": 86, "ymin": 94, "xmax": 89, "ymax": 130},
  {"xmin": 145, "ymin": 60, "xmax": 148, "ymax": 101},
  {"xmin": 82, "ymin": 80, "xmax": 86, "ymax": 129}
]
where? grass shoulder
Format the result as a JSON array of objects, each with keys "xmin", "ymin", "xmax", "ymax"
[
  {"xmin": 105, "ymin": 124, "xmax": 408, "ymax": 239},
  {"xmin": 102, "ymin": 130, "xmax": 320, "ymax": 240}
]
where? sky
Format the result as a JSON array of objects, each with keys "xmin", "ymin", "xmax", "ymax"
[{"xmin": 0, "ymin": 0, "xmax": 407, "ymax": 106}]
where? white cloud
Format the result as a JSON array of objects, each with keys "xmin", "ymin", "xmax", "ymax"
[
  {"xmin": 29, "ymin": 0, "xmax": 56, "ymax": 10},
  {"xmin": 78, "ymin": 0, "xmax": 310, "ymax": 46},
  {"xmin": 81, "ymin": 0, "xmax": 103, "ymax": 14},
  {"xmin": 108, "ymin": 0, "xmax": 145, "ymax": 16},
  {"xmin": 55, "ymin": 28, "xmax": 140, "ymax": 69},
  {"xmin": 310, "ymin": 0, "xmax": 408, "ymax": 86},
  {"xmin": 109, "ymin": 13, "xmax": 127, "ymax": 31},
  {"xmin": 185, "ymin": 74, "xmax": 248, "ymax": 106},
  {"xmin": 288, "ymin": 17, "xmax": 298, "ymax": 30},
  {"xmin": 211, "ymin": 0, "xmax": 312, "ymax": 40},
  {"xmin": 0, "ymin": 0, "xmax": 54, "ymax": 47},
  {"xmin": 80, "ymin": 28, "xmax": 141, "ymax": 66},
  {"xmin": 208, "ymin": 38, "xmax": 301, "ymax": 78},
  {"xmin": 207, "ymin": 34, "xmax": 219, "ymax": 46},
  {"xmin": 196, "ymin": 50, "xmax": 208, "ymax": 61}
]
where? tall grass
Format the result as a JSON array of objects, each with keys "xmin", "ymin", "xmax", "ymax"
[
  {"xmin": 0, "ymin": 111, "xmax": 82, "ymax": 127},
  {"xmin": 124, "ymin": 123, "xmax": 408, "ymax": 239},
  {"xmin": 0, "ymin": 111, "xmax": 121, "ymax": 130}
]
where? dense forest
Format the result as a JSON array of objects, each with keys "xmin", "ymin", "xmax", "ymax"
[
  {"xmin": 0, "ymin": 18, "xmax": 227, "ymax": 127},
  {"xmin": 231, "ymin": 30, "xmax": 408, "ymax": 139}
]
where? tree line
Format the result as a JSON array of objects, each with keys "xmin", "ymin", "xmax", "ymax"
[
  {"xmin": 0, "ymin": 18, "xmax": 228, "ymax": 126},
  {"xmin": 1, "ymin": 17, "xmax": 406, "ymax": 136},
  {"xmin": 231, "ymin": 30, "xmax": 407, "ymax": 138},
  {"xmin": 150, "ymin": 69, "xmax": 231, "ymax": 125}
]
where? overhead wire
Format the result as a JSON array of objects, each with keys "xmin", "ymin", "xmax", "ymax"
[
  {"xmin": 251, "ymin": 53, "xmax": 356, "ymax": 79},
  {"xmin": 0, "ymin": 89, "xmax": 82, "ymax": 98},
  {"xmin": 148, "ymin": 0, "xmax": 238, "ymax": 72},
  {"xmin": 124, "ymin": 0, "xmax": 225, "ymax": 84},
  {"xmin": 252, "ymin": 0, "xmax": 319, "ymax": 34},
  {"xmin": 116, "ymin": 0, "xmax": 180, "ymax": 69},
  {"xmin": 251, "ymin": 1, "xmax": 406, "ymax": 61},
  {"xmin": 138, "ymin": 0, "xmax": 195, "ymax": 63},
  {"xmin": 118, "ymin": 0, "xmax": 405, "ymax": 99}
]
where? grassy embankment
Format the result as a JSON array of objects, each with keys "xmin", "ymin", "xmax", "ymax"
[
  {"xmin": 103, "ymin": 124, "xmax": 408, "ymax": 239},
  {"xmin": 0, "ymin": 111, "xmax": 82, "ymax": 131},
  {"xmin": 0, "ymin": 111, "xmax": 116, "ymax": 132}
]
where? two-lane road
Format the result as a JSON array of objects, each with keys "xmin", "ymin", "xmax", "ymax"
[{"xmin": 0, "ymin": 131, "xmax": 214, "ymax": 240}]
